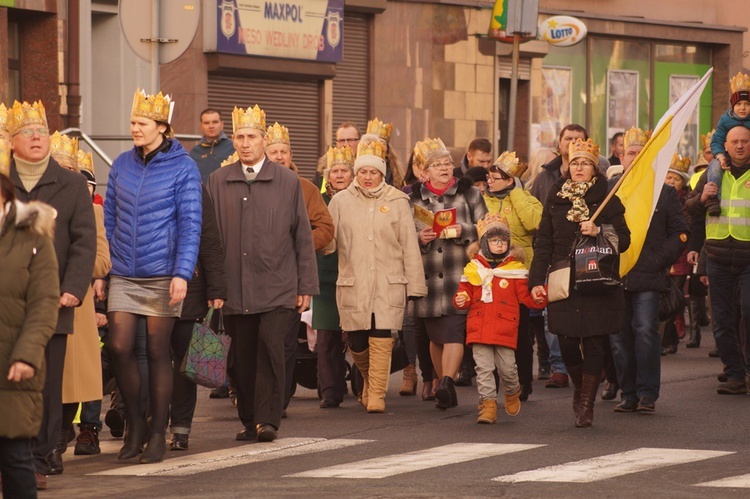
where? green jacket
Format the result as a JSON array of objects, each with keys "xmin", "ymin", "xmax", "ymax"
[
  {"xmin": 0, "ymin": 200, "xmax": 60, "ymax": 438},
  {"xmin": 483, "ymin": 181, "xmax": 543, "ymax": 269}
]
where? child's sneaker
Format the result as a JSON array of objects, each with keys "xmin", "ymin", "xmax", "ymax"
[
  {"xmin": 706, "ymin": 197, "xmax": 721, "ymax": 217},
  {"xmin": 504, "ymin": 387, "xmax": 522, "ymax": 416},
  {"xmin": 477, "ymin": 399, "xmax": 497, "ymax": 424}
]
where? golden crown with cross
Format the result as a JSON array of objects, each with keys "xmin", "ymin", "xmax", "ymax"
[
  {"xmin": 50, "ymin": 132, "xmax": 79, "ymax": 170},
  {"xmin": 326, "ymin": 145, "xmax": 354, "ymax": 169},
  {"xmin": 266, "ymin": 122, "xmax": 290, "ymax": 146},
  {"xmin": 7, "ymin": 100, "xmax": 47, "ymax": 136},
  {"xmin": 131, "ymin": 89, "xmax": 174, "ymax": 124},
  {"xmin": 232, "ymin": 105, "xmax": 266, "ymax": 134},
  {"xmin": 366, "ymin": 118, "xmax": 393, "ymax": 143},
  {"xmin": 623, "ymin": 126, "xmax": 652, "ymax": 149}
]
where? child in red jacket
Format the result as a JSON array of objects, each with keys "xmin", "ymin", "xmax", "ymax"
[{"xmin": 454, "ymin": 214, "xmax": 546, "ymax": 424}]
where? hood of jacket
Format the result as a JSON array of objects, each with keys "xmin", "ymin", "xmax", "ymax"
[{"xmin": 8, "ymin": 200, "xmax": 56, "ymax": 239}]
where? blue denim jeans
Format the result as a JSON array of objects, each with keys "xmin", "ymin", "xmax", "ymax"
[
  {"xmin": 0, "ymin": 437, "xmax": 37, "ymax": 499},
  {"xmin": 544, "ymin": 310, "xmax": 567, "ymax": 375},
  {"xmin": 610, "ymin": 290, "xmax": 661, "ymax": 402},
  {"xmin": 706, "ymin": 259, "xmax": 750, "ymax": 381},
  {"xmin": 706, "ymin": 159, "xmax": 722, "ymax": 199}
]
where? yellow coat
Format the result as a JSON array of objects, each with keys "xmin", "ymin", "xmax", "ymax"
[
  {"xmin": 483, "ymin": 182, "xmax": 543, "ymax": 269},
  {"xmin": 62, "ymin": 204, "xmax": 111, "ymax": 404}
]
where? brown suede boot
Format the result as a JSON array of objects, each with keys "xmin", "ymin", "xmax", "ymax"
[
  {"xmin": 477, "ymin": 399, "xmax": 498, "ymax": 424},
  {"xmin": 366, "ymin": 337, "xmax": 394, "ymax": 413},
  {"xmin": 568, "ymin": 365, "xmax": 584, "ymax": 417},
  {"xmin": 350, "ymin": 349, "xmax": 370, "ymax": 408},
  {"xmin": 576, "ymin": 373, "xmax": 599, "ymax": 428},
  {"xmin": 399, "ymin": 363, "xmax": 418, "ymax": 396},
  {"xmin": 504, "ymin": 388, "xmax": 521, "ymax": 416}
]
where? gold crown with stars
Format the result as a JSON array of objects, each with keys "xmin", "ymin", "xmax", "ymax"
[
  {"xmin": 50, "ymin": 131, "xmax": 79, "ymax": 170},
  {"xmin": 232, "ymin": 104, "xmax": 266, "ymax": 134},
  {"xmin": 326, "ymin": 145, "xmax": 354, "ymax": 169},
  {"xmin": 622, "ymin": 126, "xmax": 652, "ymax": 149},
  {"xmin": 7, "ymin": 100, "xmax": 47, "ymax": 136},
  {"xmin": 266, "ymin": 122, "xmax": 290, "ymax": 146},
  {"xmin": 366, "ymin": 118, "xmax": 393, "ymax": 143},
  {"xmin": 131, "ymin": 89, "xmax": 174, "ymax": 124}
]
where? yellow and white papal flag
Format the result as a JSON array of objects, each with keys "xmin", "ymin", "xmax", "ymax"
[{"xmin": 616, "ymin": 68, "xmax": 713, "ymax": 276}]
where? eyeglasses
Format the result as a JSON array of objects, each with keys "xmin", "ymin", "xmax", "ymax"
[
  {"xmin": 487, "ymin": 237, "xmax": 508, "ymax": 245},
  {"xmin": 429, "ymin": 162, "xmax": 453, "ymax": 170},
  {"xmin": 336, "ymin": 137, "xmax": 360, "ymax": 145},
  {"xmin": 569, "ymin": 160, "xmax": 592, "ymax": 169},
  {"xmin": 15, "ymin": 128, "xmax": 50, "ymax": 138},
  {"xmin": 486, "ymin": 175, "xmax": 505, "ymax": 182}
]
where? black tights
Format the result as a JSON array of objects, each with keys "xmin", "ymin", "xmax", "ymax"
[
  {"xmin": 108, "ymin": 312, "xmax": 175, "ymax": 435},
  {"xmin": 558, "ymin": 335, "xmax": 607, "ymax": 377}
]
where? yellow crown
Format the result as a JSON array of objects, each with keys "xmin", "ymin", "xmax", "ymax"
[
  {"xmin": 0, "ymin": 137, "xmax": 10, "ymax": 177},
  {"xmin": 7, "ymin": 100, "xmax": 47, "ymax": 136},
  {"xmin": 232, "ymin": 105, "xmax": 266, "ymax": 134},
  {"xmin": 0, "ymin": 103, "xmax": 7, "ymax": 134},
  {"xmin": 221, "ymin": 151, "xmax": 239, "ymax": 167},
  {"xmin": 477, "ymin": 212, "xmax": 509, "ymax": 240},
  {"xmin": 568, "ymin": 138, "xmax": 600, "ymax": 164},
  {"xmin": 366, "ymin": 118, "xmax": 393, "ymax": 143},
  {"xmin": 730, "ymin": 72, "xmax": 750, "ymax": 94},
  {"xmin": 701, "ymin": 129, "xmax": 715, "ymax": 150},
  {"xmin": 131, "ymin": 89, "xmax": 174, "ymax": 124},
  {"xmin": 493, "ymin": 150, "xmax": 527, "ymax": 178},
  {"xmin": 413, "ymin": 138, "xmax": 447, "ymax": 169},
  {"xmin": 622, "ymin": 127, "xmax": 651, "ymax": 149},
  {"xmin": 76, "ymin": 149, "xmax": 94, "ymax": 174},
  {"xmin": 357, "ymin": 139, "xmax": 387, "ymax": 160},
  {"xmin": 266, "ymin": 122, "xmax": 290, "ymax": 146},
  {"xmin": 669, "ymin": 154, "xmax": 691, "ymax": 174},
  {"xmin": 50, "ymin": 132, "xmax": 79, "ymax": 170},
  {"xmin": 326, "ymin": 146, "xmax": 354, "ymax": 169}
]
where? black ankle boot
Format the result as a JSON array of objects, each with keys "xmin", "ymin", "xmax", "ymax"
[
  {"xmin": 139, "ymin": 433, "xmax": 167, "ymax": 464},
  {"xmin": 118, "ymin": 419, "xmax": 147, "ymax": 460},
  {"xmin": 435, "ymin": 376, "xmax": 457, "ymax": 410}
]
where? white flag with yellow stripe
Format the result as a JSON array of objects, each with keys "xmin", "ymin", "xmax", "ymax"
[{"xmin": 616, "ymin": 68, "xmax": 713, "ymax": 276}]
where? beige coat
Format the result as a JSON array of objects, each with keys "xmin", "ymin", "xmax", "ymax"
[
  {"xmin": 328, "ymin": 182, "xmax": 427, "ymax": 331},
  {"xmin": 62, "ymin": 204, "xmax": 110, "ymax": 403}
]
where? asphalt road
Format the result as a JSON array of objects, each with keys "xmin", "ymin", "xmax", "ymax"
[{"xmin": 46, "ymin": 328, "xmax": 750, "ymax": 498}]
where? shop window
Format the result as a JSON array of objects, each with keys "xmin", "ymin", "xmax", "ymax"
[
  {"xmin": 606, "ymin": 70, "xmax": 639, "ymax": 156},
  {"xmin": 531, "ymin": 66, "xmax": 572, "ymax": 152},
  {"xmin": 655, "ymin": 45, "xmax": 711, "ymax": 65},
  {"xmin": 8, "ymin": 21, "xmax": 21, "ymax": 102},
  {"xmin": 670, "ymin": 75, "xmax": 700, "ymax": 160}
]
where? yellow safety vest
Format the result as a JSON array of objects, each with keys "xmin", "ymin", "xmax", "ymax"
[{"xmin": 705, "ymin": 169, "xmax": 750, "ymax": 241}]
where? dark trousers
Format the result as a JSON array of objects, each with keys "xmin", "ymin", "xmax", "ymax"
[
  {"xmin": 528, "ymin": 310, "xmax": 550, "ymax": 370},
  {"xmin": 414, "ymin": 317, "xmax": 434, "ymax": 382},
  {"xmin": 224, "ymin": 309, "xmax": 295, "ymax": 431},
  {"xmin": 0, "ymin": 437, "xmax": 37, "ymax": 499},
  {"xmin": 283, "ymin": 314, "xmax": 302, "ymax": 409},
  {"xmin": 559, "ymin": 334, "xmax": 607, "ymax": 377},
  {"xmin": 514, "ymin": 305, "xmax": 533, "ymax": 386},
  {"xmin": 316, "ymin": 329, "xmax": 347, "ymax": 404},
  {"xmin": 170, "ymin": 319, "xmax": 198, "ymax": 433},
  {"xmin": 32, "ymin": 334, "xmax": 66, "ymax": 474}
]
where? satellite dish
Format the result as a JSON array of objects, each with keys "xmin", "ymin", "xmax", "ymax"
[{"xmin": 119, "ymin": 0, "xmax": 200, "ymax": 64}]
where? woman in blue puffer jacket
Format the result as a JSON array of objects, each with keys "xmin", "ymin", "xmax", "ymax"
[{"xmin": 104, "ymin": 90, "xmax": 202, "ymax": 464}]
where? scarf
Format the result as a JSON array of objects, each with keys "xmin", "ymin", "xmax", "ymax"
[
  {"xmin": 464, "ymin": 257, "xmax": 528, "ymax": 303},
  {"xmin": 353, "ymin": 177, "xmax": 387, "ymax": 198},
  {"xmin": 557, "ymin": 177, "xmax": 597, "ymax": 222},
  {"xmin": 425, "ymin": 177, "xmax": 455, "ymax": 196},
  {"xmin": 14, "ymin": 153, "xmax": 51, "ymax": 192}
]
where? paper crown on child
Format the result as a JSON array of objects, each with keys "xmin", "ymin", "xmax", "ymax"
[
  {"xmin": 568, "ymin": 138, "xmax": 600, "ymax": 164},
  {"xmin": 326, "ymin": 145, "xmax": 354, "ymax": 169},
  {"xmin": 493, "ymin": 150, "xmax": 527, "ymax": 178},
  {"xmin": 266, "ymin": 122, "xmax": 290, "ymax": 146},
  {"xmin": 730, "ymin": 72, "xmax": 750, "ymax": 106},
  {"xmin": 131, "ymin": 89, "xmax": 174, "ymax": 124},
  {"xmin": 623, "ymin": 127, "xmax": 652, "ymax": 149},
  {"xmin": 7, "ymin": 100, "xmax": 47, "ymax": 136},
  {"xmin": 232, "ymin": 104, "xmax": 266, "ymax": 134},
  {"xmin": 50, "ymin": 132, "xmax": 79, "ymax": 170},
  {"xmin": 366, "ymin": 118, "xmax": 393, "ymax": 143},
  {"xmin": 477, "ymin": 212, "xmax": 510, "ymax": 241}
]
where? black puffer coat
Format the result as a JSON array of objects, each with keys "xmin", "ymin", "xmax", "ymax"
[{"xmin": 529, "ymin": 174, "xmax": 631, "ymax": 338}]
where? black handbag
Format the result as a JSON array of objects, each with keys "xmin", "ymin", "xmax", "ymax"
[
  {"xmin": 573, "ymin": 225, "xmax": 621, "ymax": 294},
  {"xmin": 659, "ymin": 277, "xmax": 686, "ymax": 321}
]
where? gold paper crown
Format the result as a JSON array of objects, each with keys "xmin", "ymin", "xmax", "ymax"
[
  {"xmin": 357, "ymin": 139, "xmax": 387, "ymax": 160},
  {"xmin": 493, "ymin": 151, "xmax": 527, "ymax": 178},
  {"xmin": 266, "ymin": 122, "xmax": 290, "ymax": 146},
  {"xmin": 76, "ymin": 149, "xmax": 94, "ymax": 174},
  {"xmin": 568, "ymin": 138, "xmax": 600, "ymax": 163},
  {"xmin": 232, "ymin": 105, "xmax": 266, "ymax": 134},
  {"xmin": 730, "ymin": 72, "xmax": 750, "ymax": 94},
  {"xmin": 701, "ymin": 129, "xmax": 715, "ymax": 150},
  {"xmin": 669, "ymin": 154, "xmax": 691, "ymax": 174},
  {"xmin": 0, "ymin": 103, "xmax": 7, "ymax": 134},
  {"xmin": 131, "ymin": 89, "xmax": 174, "ymax": 124},
  {"xmin": 7, "ymin": 100, "xmax": 47, "ymax": 136},
  {"xmin": 221, "ymin": 151, "xmax": 239, "ymax": 167},
  {"xmin": 326, "ymin": 146, "xmax": 354, "ymax": 169},
  {"xmin": 413, "ymin": 138, "xmax": 447, "ymax": 169},
  {"xmin": 50, "ymin": 132, "xmax": 79, "ymax": 169},
  {"xmin": 477, "ymin": 212, "xmax": 510, "ymax": 240},
  {"xmin": 623, "ymin": 127, "xmax": 652, "ymax": 149},
  {"xmin": 366, "ymin": 118, "xmax": 393, "ymax": 143},
  {"xmin": 0, "ymin": 138, "xmax": 10, "ymax": 177}
]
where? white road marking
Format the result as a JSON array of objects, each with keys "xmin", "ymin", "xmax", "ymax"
[
  {"xmin": 90, "ymin": 438, "xmax": 372, "ymax": 476},
  {"xmin": 287, "ymin": 443, "xmax": 545, "ymax": 479},
  {"xmin": 694, "ymin": 474, "xmax": 750, "ymax": 488},
  {"xmin": 493, "ymin": 447, "xmax": 734, "ymax": 483}
]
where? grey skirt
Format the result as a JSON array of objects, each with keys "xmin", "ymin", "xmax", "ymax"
[
  {"xmin": 423, "ymin": 314, "xmax": 466, "ymax": 345},
  {"xmin": 108, "ymin": 276, "xmax": 183, "ymax": 318}
]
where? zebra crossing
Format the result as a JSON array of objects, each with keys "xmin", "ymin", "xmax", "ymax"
[{"xmin": 81, "ymin": 437, "xmax": 747, "ymax": 488}]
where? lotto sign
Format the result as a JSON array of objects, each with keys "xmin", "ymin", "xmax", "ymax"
[
  {"xmin": 216, "ymin": 0, "xmax": 343, "ymax": 62},
  {"xmin": 538, "ymin": 16, "xmax": 587, "ymax": 47}
]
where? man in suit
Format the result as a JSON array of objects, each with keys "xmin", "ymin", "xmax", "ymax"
[{"xmin": 8, "ymin": 100, "xmax": 96, "ymax": 487}]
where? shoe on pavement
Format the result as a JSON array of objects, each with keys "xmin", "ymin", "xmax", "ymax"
[
  {"xmin": 519, "ymin": 383, "xmax": 533, "ymax": 402},
  {"xmin": 601, "ymin": 381, "xmax": 619, "ymax": 401},
  {"xmin": 708, "ymin": 348, "xmax": 720, "ymax": 358},
  {"xmin": 235, "ymin": 428, "xmax": 256, "ymax": 441},
  {"xmin": 636, "ymin": 398, "xmax": 656, "ymax": 412},
  {"xmin": 545, "ymin": 372, "xmax": 569, "ymax": 388},
  {"xmin": 319, "ymin": 399, "xmax": 340, "ymax": 408},
  {"xmin": 169, "ymin": 433, "xmax": 189, "ymax": 451},
  {"xmin": 74, "ymin": 426, "xmax": 101, "ymax": 455},
  {"xmin": 717, "ymin": 379, "xmax": 747, "ymax": 395},
  {"xmin": 105, "ymin": 409, "xmax": 125, "ymax": 438},
  {"xmin": 537, "ymin": 367, "xmax": 551, "ymax": 380},
  {"xmin": 209, "ymin": 385, "xmax": 230, "ymax": 398},
  {"xmin": 477, "ymin": 399, "xmax": 497, "ymax": 424},
  {"xmin": 47, "ymin": 449, "xmax": 63, "ymax": 475},
  {"xmin": 614, "ymin": 399, "xmax": 638, "ymax": 412},
  {"xmin": 256, "ymin": 423, "xmax": 277, "ymax": 442},
  {"xmin": 35, "ymin": 472, "xmax": 47, "ymax": 491}
]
